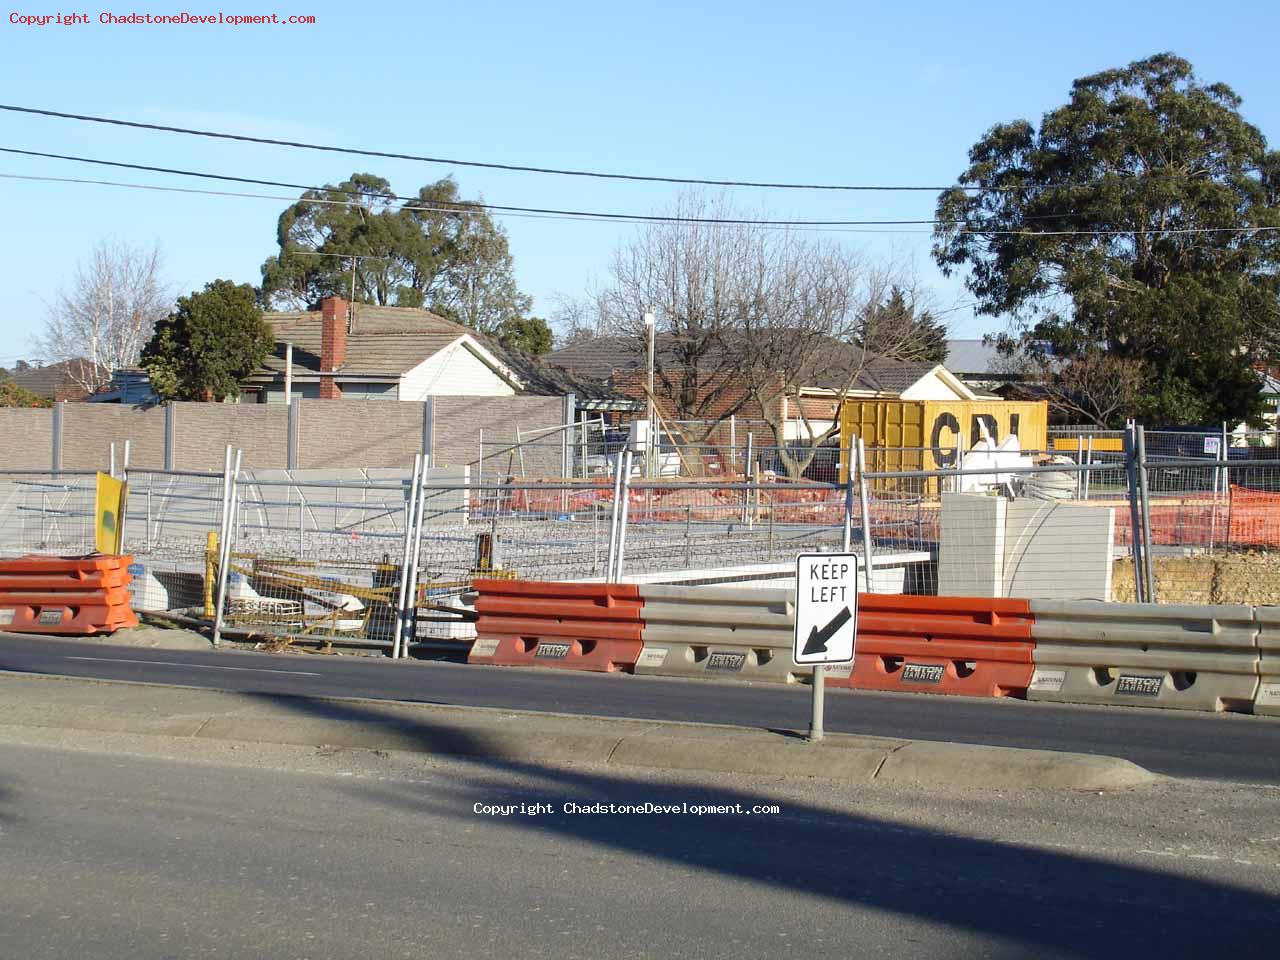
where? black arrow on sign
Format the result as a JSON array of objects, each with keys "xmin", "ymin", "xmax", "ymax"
[{"xmin": 802, "ymin": 605, "xmax": 852, "ymax": 657}]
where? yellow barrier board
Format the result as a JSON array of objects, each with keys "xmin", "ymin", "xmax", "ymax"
[
  {"xmin": 1050, "ymin": 436, "xmax": 1125, "ymax": 452},
  {"xmin": 94, "ymin": 472, "xmax": 127, "ymax": 555}
]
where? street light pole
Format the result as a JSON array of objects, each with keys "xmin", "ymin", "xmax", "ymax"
[{"xmin": 644, "ymin": 311, "xmax": 656, "ymax": 479}]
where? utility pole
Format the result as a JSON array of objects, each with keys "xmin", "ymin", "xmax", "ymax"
[
  {"xmin": 349, "ymin": 255, "xmax": 358, "ymax": 318},
  {"xmin": 288, "ymin": 251, "xmax": 378, "ymax": 323},
  {"xmin": 644, "ymin": 311, "xmax": 656, "ymax": 479}
]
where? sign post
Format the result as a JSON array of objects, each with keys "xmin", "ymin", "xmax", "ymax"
[{"xmin": 794, "ymin": 553, "xmax": 859, "ymax": 742}]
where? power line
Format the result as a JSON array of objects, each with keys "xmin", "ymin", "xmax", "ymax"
[
  {"xmin": 930, "ymin": 300, "xmax": 980, "ymax": 318},
  {"xmin": 0, "ymin": 101, "xmax": 1013, "ymax": 193},
  {"xmin": 0, "ymin": 172, "xmax": 908, "ymax": 232},
  {"xmin": 3, "ymin": 171, "xmax": 1278, "ymax": 239},
  {"xmin": 0, "ymin": 147, "xmax": 954, "ymax": 226},
  {"xmin": 0, "ymin": 146, "xmax": 1211, "ymax": 230}
]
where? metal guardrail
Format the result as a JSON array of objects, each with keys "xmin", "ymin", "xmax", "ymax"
[
  {"xmin": 1251, "ymin": 608, "xmax": 1280, "ymax": 717},
  {"xmin": 634, "ymin": 584, "xmax": 808, "ymax": 683},
  {"xmin": 1028, "ymin": 600, "xmax": 1259, "ymax": 713}
]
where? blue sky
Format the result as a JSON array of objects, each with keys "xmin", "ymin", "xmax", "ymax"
[{"xmin": 2, "ymin": 0, "xmax": 1279, "ymax": 367}]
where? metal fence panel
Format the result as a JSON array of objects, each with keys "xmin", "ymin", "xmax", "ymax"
[
  {"xmin": 0, "ymin": 471, "xmax": 100, "ymax": 559},
  {"xmin": 10, "ymin": 441, "xmax": 1280, "ymax": 646}
]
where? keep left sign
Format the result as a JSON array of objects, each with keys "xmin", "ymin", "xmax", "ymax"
[{"xmin": 793, "ymin": 553, "xmax": 858, "ymax": 665}]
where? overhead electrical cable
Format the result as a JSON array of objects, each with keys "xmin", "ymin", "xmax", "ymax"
[
  {"xmin": 0, "ymin": 101, "xmax": 1113, "ymax": 193},
  {"xmin": 0, "ymin": 147, "xmax": 1237, "ymax": 231},
  {"xmin": 0, "ymin": 147, "xmax": 961, "ymax": 226},
  {"xmin": 2, "ymin": 171, "xmax": 1276, "ymax": 238}
]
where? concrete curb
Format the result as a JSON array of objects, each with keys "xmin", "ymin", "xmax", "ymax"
[{"xmin": 0, "ymin": 672, "xmax": 1159, "ymax": 791}]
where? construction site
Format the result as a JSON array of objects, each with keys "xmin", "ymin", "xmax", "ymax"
[{"xmin": 3, "ymin": 397, "xmax": 1280, "ymax": 660}]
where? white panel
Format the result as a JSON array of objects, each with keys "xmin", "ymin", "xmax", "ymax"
[
  {"xmin": 899, "ymin": 369, "xmax": 968, "ymax": 401},
  {"xmin": 399, "ymin": 340, "xmax": 516, "ymax": 400},
  {"xmin": 783, "ymin": 419, "xmax": 834, "ymax": 440},
  {"xmin": 938, "ymin": 493, "xmax": 1005, "ymax": 597},
  {"xmin": 1003, "ymin": 501, "xmax": 1115, "ymax": 601}
]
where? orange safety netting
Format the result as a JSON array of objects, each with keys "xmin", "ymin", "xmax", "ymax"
[
  {"xmin": 1108, "ymin": 486, "xmax": 1280, "ymax": 548},
  {"xmin": 506, "ymin": 482, "xmax": 612, "ymax": 514},
  {"xmin": 1227, "ymin": 485, "xmax": 1280, "ymax": 547}
]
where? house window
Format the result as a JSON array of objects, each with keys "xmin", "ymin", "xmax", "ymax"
[{"xmin": 337, "ymin": 382, "xmax": 398, "ymax": 400}]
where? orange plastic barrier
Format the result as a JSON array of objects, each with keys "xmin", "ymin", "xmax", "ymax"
[
  {"xmin": 0, "ymin": 554, "xmax": 133, "ymax": 574},
  {"xmin": 0, "ymin": 568, "xmax": 132, "ymax": 592},
  {"xmin": 469, "ymin": 579, "xmax": 643, "ymax": 673},
  {"xmin": 826, "ymin": 594, "xmax": 1034, "ymax": 698},
  {"xmin": 0, "ymin": 554, "xmax": 139, "ymax": 635}
]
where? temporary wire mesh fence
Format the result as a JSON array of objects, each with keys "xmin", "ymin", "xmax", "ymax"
[
  {"xmin": 0, "ymin": 471, "xmax": 99, "ymax": 558},
  {"xmin": 122, "ymin": 470, "xmax": 228, "ymax": 612},
  {"xmin": 482, "ymin": 418, "xmax": 1162, "ymax": 484},
  {"xmin": 221, "ymin": 552, "xmax": 402, "ymax": 651},
  {"xmin": 476, "ymin": 431, "xmax": 569, "ymax": 481},
  {"xmin": 620, "ymin": 480, "xmax": 848, "ymax": 581},
  {"xmin": 7, "ymin": 439, "xmax": 1280, "ymax": 656},
  {"xmin": 862, "ymin": 458, "xmax": 1133, "ymax": 601},
  {"xmin": 234, "ymin": 471, "xmax": 421, "ymax": 560},
  {"xmin": 466, "ymin": 478, "xmax": 856, "ymax": 584},
  {"xmin": 860, "ymin": 453, "xmax": 1280, "ymax": 605},
  {"xmin": 197, "ymin": 453, "xmax": 1280, "ymax": 653}
]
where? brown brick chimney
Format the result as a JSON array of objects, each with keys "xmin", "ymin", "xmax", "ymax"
[{"xmin": 319, "ymin": 296, "xmax": 348, "ymax": 399}]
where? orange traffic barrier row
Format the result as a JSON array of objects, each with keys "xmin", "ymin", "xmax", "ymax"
[
  {"xmin": 462, "ymin": 579, "xmax": 1280, "ymax": 717},
  {"xmin": 0, "ymin": 568, "xmax": 133, "ymax": 592},
  {"xmin": 0, "ymin": 587, "xmax": 133, "ymax": 607},
  {"xmin": 0, "ymin": 554, "xmax": 133, "ymax": 574},
  {"xmin": 827, "ymin": 594, "xmax": 1035, "ymax": 698},
  {"xmin": 467, "ymin": 578, "xmax": 1036, "ymax": 699},
  {"xmin": 469, "ymin": 579, "xmax": 644, "ymax": 673},
  {"xmin": 0, "ymin": 600, "xmax": 137, "ymax": 634},
  {"xmin": 0, "ymin": 554, "xmax": 139, "ymax": 635}
]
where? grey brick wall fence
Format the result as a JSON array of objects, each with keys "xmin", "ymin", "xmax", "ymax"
[
  {"xmin": 0, "ymin": 397, "xmax": 573, "ymax": 475},
  {"xmin": 433, "ymin": 395, "xmax": 569, "ymax": 477},
  {"xmin": 0, "ymin": 409, "xmax": 55, "ymax": 470}
]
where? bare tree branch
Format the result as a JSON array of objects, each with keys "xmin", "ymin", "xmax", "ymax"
[
  {"xmin": 1001, "ymin": 344, "xmax": 1146, "ymax": 428},
  {"xmin": 38, "ymin": 240, "xmax": 171, "ymax": 394},
  {"xmin": 549, "ymin": 293, "xmax": 611, "ymax": 347},
  {"xmin": 597, "ymin": 194, "xmax": 755, "ymax": 439},
  {"xmin": 593, "ymin": 195, "xmax": 947, "ymax": 477}
]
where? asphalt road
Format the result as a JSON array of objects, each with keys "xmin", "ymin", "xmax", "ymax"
[
  {"xmin": 1, "ymin": 631, "xmax": 1277, "ymax": 783},
  {"xmin": 2, "ymin": 735, "xmax": 1279, "ymax": 959}
]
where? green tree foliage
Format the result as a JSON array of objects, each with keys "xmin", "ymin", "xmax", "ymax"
[
  {"xmin": 496, "ymin": 316, "xmax": 553, "ymax": 356},
  {"xmin": 259, "ymin": 174, "xmax": 532, "ymax": 335},
  {"xmin": 858, "ymin": 287, "xmax": 949, "ymax": 363},
  {"xmin": 933, "ymin": 53, "xmax": 1280, "ymax": 426},
  {"xmin": 141, "ymin": 280, "xmax": 274, "ymax": 401}
]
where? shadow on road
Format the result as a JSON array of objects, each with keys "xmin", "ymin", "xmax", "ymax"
[
  {"xmin": 238, "ymin": 690, "xmax": 1280, "ymax": 958},
  {"xmin": 0, "ymin": 776, "xmax": 14, "ymax": 825},
  {"xmin": 4, "ymin": 633, "xmax": 1280, "ymax": 783}
]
